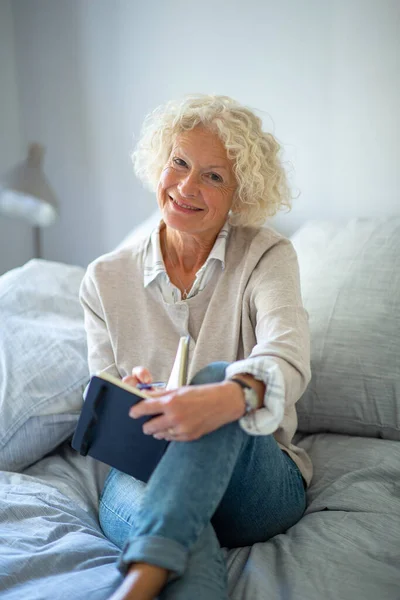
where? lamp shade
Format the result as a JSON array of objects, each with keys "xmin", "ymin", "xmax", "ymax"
[{"xmin": 0, "ymin": 143, "xmax": 58, "ymax": 227}]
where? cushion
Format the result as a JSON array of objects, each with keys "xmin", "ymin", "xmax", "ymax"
[
  {"xmin": 115, "ymin": 209, "xmax": 161, "ymax": 250},
  {"xmin": 292, "ymin": 217, "xmax": 400, "ymax": 440},
  {"xmin": 0, "ymin": 259, "xmax": 89, "ymax": 471}
]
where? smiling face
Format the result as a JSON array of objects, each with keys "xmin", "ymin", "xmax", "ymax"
[{"xmin": 157, "ymin": 126, "xmax": 237, "ymax": 241}]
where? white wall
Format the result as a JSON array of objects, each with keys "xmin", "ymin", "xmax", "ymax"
[
  {"xmin": 0, "ymin": 0, "xmax": 32, "ymax": 274},
  {"xmin": 5, "ymin": 0, "xmax": 400, "ymax": 271}
]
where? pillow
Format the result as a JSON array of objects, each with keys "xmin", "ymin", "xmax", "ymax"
[
  {"xmin": 115, "ymin": 209, "xmax": 161, "ymax": 250},
  {"xmin": 292, "ymin": 217, "xmax": 400, "ymax": 440},
  {"xmin": 0, "ymin": 259, "xmax": 89, "ymax": 471}
]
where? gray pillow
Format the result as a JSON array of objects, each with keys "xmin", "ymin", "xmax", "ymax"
[
  {"xmin": 0, "ymin": 259, "xmax": 89, "ymax": 471},
  {"xmin": 292, "ymin": 217, "xmax": 400, "ymax": 440}
]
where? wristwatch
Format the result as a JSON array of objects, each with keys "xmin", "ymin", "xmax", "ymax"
[{"xmin": 229, "ymin": 378, "xmax": 259, "ymax": 416}]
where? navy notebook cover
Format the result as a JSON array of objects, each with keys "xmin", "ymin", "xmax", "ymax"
[{"xmin": 71, "ymin": 376, "xmax": 169, "ymax": 483}]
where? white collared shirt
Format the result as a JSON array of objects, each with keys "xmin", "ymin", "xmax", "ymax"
[
  {"xmin": 142, "ymin": 220, "xmax": 286, "ymax": 436},
  {"xmin": 144, "ymin": 220, "xmax": 230, "ymax": 303}
]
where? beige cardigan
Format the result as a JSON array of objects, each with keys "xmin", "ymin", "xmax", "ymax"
[{"xmin": 80, "ymin": 225, "xmax": 313, "ymax": 485}]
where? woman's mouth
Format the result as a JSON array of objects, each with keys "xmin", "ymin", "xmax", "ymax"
[{"xmin": 169, "ymin": 195, "xmax": 202, "ymax": 212}]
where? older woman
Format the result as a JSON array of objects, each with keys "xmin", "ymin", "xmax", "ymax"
[{"xmin": 80, "ymin": 94, "xmax": 312, "ymax": 600}]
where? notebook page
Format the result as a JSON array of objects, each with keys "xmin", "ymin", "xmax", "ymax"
[{"xmin": 166, "ymin": 335, "xmax": 190, "ymax": 390}]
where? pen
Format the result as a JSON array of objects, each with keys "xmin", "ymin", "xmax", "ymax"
[{"xmin": 137, "ymin": 382, "xmax": 166, "ymax": 390}]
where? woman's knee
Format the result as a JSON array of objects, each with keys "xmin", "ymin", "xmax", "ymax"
[{"xmin": 189, "ymin": 362, "xmax": 229, "ymax": 386}]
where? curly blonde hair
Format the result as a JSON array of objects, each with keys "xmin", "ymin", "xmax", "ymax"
[{"xmin": 132, "ymin": 94, "xmax": 292, "ymax": 226}]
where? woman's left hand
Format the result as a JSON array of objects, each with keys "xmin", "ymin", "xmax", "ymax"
[{"xmin": 129, "ymin": 381, "xmax": 244, "ymax": 441}]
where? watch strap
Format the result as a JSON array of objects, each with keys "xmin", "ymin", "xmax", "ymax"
[
  {"xmin": 229, "ymin": 378, "xmax": 259, "ymax": 414},
  {"xmin": 229, "ymin": 378, "xmax": 252, "ymax": 391}
]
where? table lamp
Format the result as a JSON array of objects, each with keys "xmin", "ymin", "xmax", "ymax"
[{"xmin": 0, "ymin": 143, "xmax": 59, "ymax": 258}]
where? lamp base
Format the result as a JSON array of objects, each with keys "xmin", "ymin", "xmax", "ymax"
[{"xmin": 34, "ymin": 226, "xmax": 42, "ymax": 259}]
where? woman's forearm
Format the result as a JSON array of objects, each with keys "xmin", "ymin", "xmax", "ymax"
[{"xmin": 219, "ymin": 375, "xmax": 266, "ymax": 423}]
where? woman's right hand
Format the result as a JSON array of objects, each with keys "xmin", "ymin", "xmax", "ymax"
[{"xmin": 122, "ymin": 366, "xmax": 153, "ymax": 389}]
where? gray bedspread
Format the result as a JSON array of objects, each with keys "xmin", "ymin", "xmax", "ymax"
[{"xmin": 1, "ymin": 433, "xmax": 399, "ymax": 599}]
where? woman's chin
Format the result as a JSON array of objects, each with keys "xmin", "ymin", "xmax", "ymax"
[{"xmin": 161, "ymin": 206, "xmax": 201, "ymax": 233}]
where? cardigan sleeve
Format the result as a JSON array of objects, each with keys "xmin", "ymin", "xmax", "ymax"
[
  {"xmin": 226, "ymin": 239, "xmax": 311, "ymax": 435},
  {"xmin": 79, "ymin": 264, "xmax": 120, "ymax": 379}
]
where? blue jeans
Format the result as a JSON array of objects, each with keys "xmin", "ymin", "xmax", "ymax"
[{"xmin": 99, "ymin": 362, "xmax": 306, "ymax": 599}]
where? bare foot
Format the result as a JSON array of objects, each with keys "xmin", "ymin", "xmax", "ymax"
[{"xmin": 108, "ymin": 562, "xmax": 169, "ymax": 600}]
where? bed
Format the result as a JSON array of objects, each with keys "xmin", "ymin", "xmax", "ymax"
[{"xmin": 0, "ymin": 217, "xmax": 399, "ymax": 599}]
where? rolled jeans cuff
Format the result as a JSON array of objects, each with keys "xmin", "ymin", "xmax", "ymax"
[{"xmin": 117, "ymin": 534, "xmax": 188, "ymax": 577}]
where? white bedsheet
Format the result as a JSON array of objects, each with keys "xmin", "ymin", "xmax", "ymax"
[{"xmin": 0, "ymin": 433, "xmax": 398, "ymax": 599}]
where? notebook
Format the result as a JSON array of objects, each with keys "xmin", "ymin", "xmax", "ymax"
[{"xmin": 71, "ymin": 336, "xmax": 190, "ymax": 482}]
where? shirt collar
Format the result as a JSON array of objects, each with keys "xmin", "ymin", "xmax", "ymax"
[{"xmin": 143, "ymin": 219, "xmax": 231, "ymax": 288}]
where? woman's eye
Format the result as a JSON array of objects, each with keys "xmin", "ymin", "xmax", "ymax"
[
  {"xmin": 207, "ymin": 173, "xmax": 223, "ymax": 183},
  {"xmin": 172, "ymin": 157, "xmax": 187, "ymax": 167}
]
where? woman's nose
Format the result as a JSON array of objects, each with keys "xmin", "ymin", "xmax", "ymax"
[{"xmin": 178, "ymin": 171, "xmax": 199, "ymax": 197}]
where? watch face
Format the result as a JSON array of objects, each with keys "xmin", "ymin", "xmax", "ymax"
[
  {"xmin": 244, "ymin": 387, "xmax": 259, "ymax": 411},
  {"xmin": 229, "ymin": 378, "xmax": 259, "ymax": 412}
]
